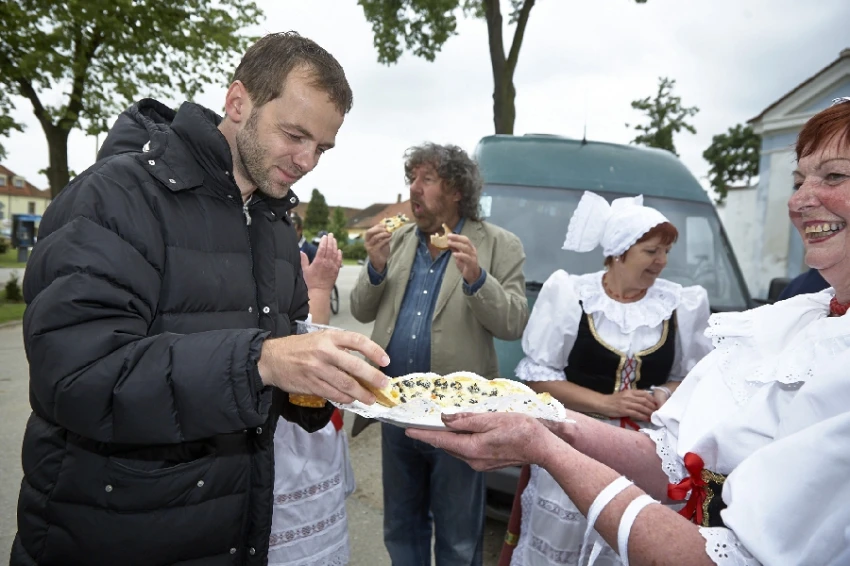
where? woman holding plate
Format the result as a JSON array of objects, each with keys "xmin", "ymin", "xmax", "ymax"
[{"xmin": 408, "ymin": 98, "xmax": 850, "ymax": 566}]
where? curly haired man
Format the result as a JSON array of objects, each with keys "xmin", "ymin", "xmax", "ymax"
[{"xmin": 351, "ymin": 142, "xmax": 530, "ymax": 565}]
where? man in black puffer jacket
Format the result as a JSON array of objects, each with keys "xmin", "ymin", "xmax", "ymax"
[{"xmin": 10, "ymin": 32, "xmax": 390, "ymax": 566}]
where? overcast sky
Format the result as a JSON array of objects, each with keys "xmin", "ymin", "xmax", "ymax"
[{"xmin": 4, "ymin": 0, "xmax": 850, "ymax": 209}]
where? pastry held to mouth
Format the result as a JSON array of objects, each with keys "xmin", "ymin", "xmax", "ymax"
[
  {"xmin": 382, "ymin": 214, "xmax": 410, "ymax": 233},
  {"xmin": 804, "ymin": 221, "xmax": 846, "ymax": 240},
  {"xmin": 430, "ymin": 223, "xmax": 452, "ymax": 249}
]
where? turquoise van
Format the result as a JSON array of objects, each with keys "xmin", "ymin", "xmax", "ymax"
[{"xmin": 476, "ymin": 133, "xmax": 754, "ymax": 519}]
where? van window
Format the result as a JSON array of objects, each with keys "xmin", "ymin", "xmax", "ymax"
[{"xmin": 481, "ymin": 184, "xmax": 748, "ymax": 311}]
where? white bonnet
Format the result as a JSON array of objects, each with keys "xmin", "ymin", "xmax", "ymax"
[{"xmin": 562, "ymin": 191, "xmax": 670, "ymax": 257}]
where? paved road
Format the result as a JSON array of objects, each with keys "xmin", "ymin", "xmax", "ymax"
[{"xmin": 0, "ymin": 265, "xmax": 506, "ymax": 564}]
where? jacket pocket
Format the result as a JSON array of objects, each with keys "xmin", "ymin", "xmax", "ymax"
[{"xmin": 106, "ymin": 442, "xmax": 216, "ymax": 512}]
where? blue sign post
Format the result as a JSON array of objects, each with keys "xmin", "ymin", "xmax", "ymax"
[{"xmin": 12, "ymin": 213, "xmax": 41, "ymax": 263}]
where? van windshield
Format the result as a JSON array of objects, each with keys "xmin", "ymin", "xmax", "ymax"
[{"xmin": 481, "ymin": 184, "xmax": 749, "ymax": 311}]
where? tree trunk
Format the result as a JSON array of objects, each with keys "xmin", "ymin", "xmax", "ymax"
[
  {"xmin": 44, "ymin": 124, "xmax": 72, "ymax": 199},
  {"xmin": 493, "ymin": 73, "xmax": 517, "ymax": 134},
  {"xmin": 484, "ymin": 0, "xmax": 534, "ymax": 135}
]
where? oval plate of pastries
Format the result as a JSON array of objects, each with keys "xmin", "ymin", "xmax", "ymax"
[{"xmin": 333, "ymin": 371, "xmax": 571, "ymax": 430}]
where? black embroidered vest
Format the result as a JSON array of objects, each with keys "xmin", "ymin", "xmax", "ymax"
[{"xmin": 564, "ymin": 305, "xmax": 677, "ymax": 394}]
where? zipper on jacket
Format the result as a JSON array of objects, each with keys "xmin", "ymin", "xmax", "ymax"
[{"xmin": 234, "ymin": 192, "xmax": 260, "ymax": 558}]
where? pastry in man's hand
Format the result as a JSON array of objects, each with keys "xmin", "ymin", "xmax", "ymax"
[{"xmin": 430, "ymin": 223, "xmax": 451, "ymax": 249}]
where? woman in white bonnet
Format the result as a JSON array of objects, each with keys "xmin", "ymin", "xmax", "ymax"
[{"xmin": 504, "ymin": 191, "xmax": 713, "ymax": 565}]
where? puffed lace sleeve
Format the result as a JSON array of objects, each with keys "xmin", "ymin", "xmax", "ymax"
[
  {"xmin": 669, "ymin": 284, "xmax": 713, "ymax": 380},
  {"xmin": 718, "ymin": 354, "xmax": 850, "ymax": 566},
  {"xmin": 515, "ymin": 270, "xmax": 582, "ymax": 382}
]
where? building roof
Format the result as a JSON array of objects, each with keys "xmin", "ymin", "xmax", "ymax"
[
  {"xmin": 748, "ymin": 48, "xmax": 850, "ymax": 124},
  {"xmin": 349, "ymin": 200, "xmax": 413, "ymax": 230},
  {"xmin": 0, "ymin": 164, "xmax": 51, "ymax": 199},
  {"xmin": 346, "ymin": 202, "xmax": 392, "ymax": 228}
]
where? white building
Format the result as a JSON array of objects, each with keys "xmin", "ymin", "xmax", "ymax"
[{"xmin": 718, "ymin": 47, "xmax": 850, "ymax": 299}]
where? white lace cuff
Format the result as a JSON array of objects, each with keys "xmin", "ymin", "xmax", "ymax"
[
  {"xmin": 700, "ymin": 527, "xmax": 761, "ymax": 566},
  {"xmin": 515, "ymin": 357, "xmax": 566, "ymax": 382},
  {"xmin": 641, "ymin": 427, "xmax": 686, "ymax": 484}
]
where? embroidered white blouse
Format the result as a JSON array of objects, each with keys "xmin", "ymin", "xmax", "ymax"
[
  {"xmin": 515, "ymin": 270, "xmax": 713, "ymax": 384},
  {"xmin": 646, "ymin": 289, "xmax": 850, "ymax": 566}
]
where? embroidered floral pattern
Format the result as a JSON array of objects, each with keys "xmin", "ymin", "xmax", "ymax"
[
  {"xmin": 700, "ymin": 527, "xmax": 761, "ymax": 566},
  {"xmin": 536, "ymin": 497, "xmax": 584, "ymax": 523},
  {"xmin": 642, "ymin": 427, "xmax": 686, "ymax": 483},
  {"xmin": 529, "ymin": 535, "xmax": 582, "ymax": 565},
  {"xmin": 274, "ymin": 474, "xmax": 342, "ymax": 506},
  {"xmin": 268, "ymin": 509, "xmax": 347, "ymax": 548},
  {"xmin": 704, "ymin": 291, "xmax": 842, "ymax": 405}
]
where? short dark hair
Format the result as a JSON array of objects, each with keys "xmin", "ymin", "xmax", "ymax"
[
  {"xmin": 404, "ymin": 143, "xmax": 483, "ymax": 221},
  {"xmin": 232, "ymin": 31, "xmax": 353, "ymax": 115}
]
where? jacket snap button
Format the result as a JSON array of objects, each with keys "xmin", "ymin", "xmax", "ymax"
[
  {"xmin": 197, "ymin": 480, "xmax": 204, "ymax": 487},
  {"xmin": 248, "ymin": 306, "xmax": 253, "ymax": 313},
  {"xmin": 249, "ymin": 547, "xmax": 256, "ymax": 555},
  {"xmin": 262, "ymin": 306, "xmax": 270, "ymax": 314},
  {"xmin": 168, "ymin": 178, "xmax": 176, "ymax": 184},
  {"xmin": 230, "ymin": 548, "xmax": 237, "ymax": 555},
  {"xmin": 148, "ymin": 160, "xmax": 155, "ymax": 166},
  {"xmin": 256, "ymin": 427, "xmax": 263, "ymax": 435},
  {"xmin": 105, "ymin": 485, "xmax": 113, "ymax": 493},
  {"xmin": 289, "ymin": 197, "xmax": 296, "ymax": 203}
]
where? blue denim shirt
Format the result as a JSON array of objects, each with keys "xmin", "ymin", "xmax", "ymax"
[{"xmin": 367, "ymin": 218, "xmax": 486, "ymax": 377}]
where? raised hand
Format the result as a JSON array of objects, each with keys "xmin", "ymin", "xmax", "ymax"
[
  {"xmin": 447, "ymin": 233, "xmax": 481, "ymax": 284},
  {"xmin": 303, "ymin": 233, "xmax": 342, "ymax": 292},
  {"xmin": 364, "ymin": 223, "xmax": 392, "ymax": 273}
]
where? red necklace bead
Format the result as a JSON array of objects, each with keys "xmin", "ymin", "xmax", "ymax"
[
  {"xmin": 830, "ymin": 297, "xmax": 850, "ymax": 317},
  {"xmin": 602, "ymin": 273, "xmax": 647, "ymax": 302}
]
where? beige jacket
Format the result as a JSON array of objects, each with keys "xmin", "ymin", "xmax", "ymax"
[{"xmin": 350, "ymin": 219, "xmax": 529, "ymax": 379}]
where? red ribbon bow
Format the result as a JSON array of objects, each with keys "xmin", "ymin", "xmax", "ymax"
[
  {"xmin": 667, "ymin": 452, "xmax": 707, "ymax": 526},
  {"xmin": 619, "ymin": 417, "xmax": 641, "ymax": 430}
]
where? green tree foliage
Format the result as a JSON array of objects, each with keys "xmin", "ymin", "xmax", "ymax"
[
  {"xmin": 328, "ymin": 206, "xmax": 349, "ymax": 243},
  {"xmin": 5, "ymin": 272, "xmax": 23, "ymax": 302},
  {"xmin": 0, "ymin": 0, "xmax": 263, "ymax": 197},
  {"xmin": 703, "ymin": 124, "xmax": 761, "ymax": 205},
  {"xmin": 358, "ymin": 0, "xmax": 646, "ymax": 135},
  {"xmin": 627, "ymin": 77, "xmax": 698, "ymax": 156},
  {"xmin": 305, "ymin": 188, "xmax": 330, "ymax": 232}
]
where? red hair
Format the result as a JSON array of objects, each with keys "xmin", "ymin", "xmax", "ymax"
[
  {"xmin": 604, "ymin": 222, "xmax": 678, "ymax": 266},
  {"xmin": 796, "ymin": 101, "xmax": 850, "ymax": 160}
]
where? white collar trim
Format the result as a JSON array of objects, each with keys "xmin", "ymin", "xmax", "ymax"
[{"xmin": 574, "ymin": 271, "xmax": 683, "ymax": 334}]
